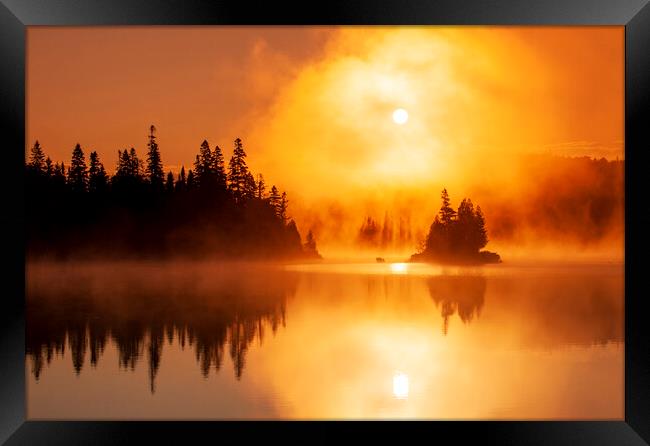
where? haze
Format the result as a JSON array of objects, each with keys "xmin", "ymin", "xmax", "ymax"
[{"xmin": 27, "ymin": 26, "xmax": 624, "ymax": 259}]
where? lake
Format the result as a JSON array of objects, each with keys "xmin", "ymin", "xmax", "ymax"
[{"xmin": 26, "ymin": 260, "xmax": 623, "ymax": 419}]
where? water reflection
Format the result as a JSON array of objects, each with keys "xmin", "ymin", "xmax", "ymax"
[
  {"xmin": 26, "ymin": 261, "xmax": 624, "ymax": 419},
  {"xmin": 26, "ymin": 263, "xmax": 297, "ymax": 392},
  {"xmin": 428, "ymin": 276, "xmax": 486, "ymax": 335}
]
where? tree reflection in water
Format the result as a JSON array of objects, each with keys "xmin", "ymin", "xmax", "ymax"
[
  {"xmin": 427, "ymin": 276, "xmax": 486, "ymax": 335},
  {"xmin": 26, "ymin": 263, "xmax": 297, "ymax": 393}
]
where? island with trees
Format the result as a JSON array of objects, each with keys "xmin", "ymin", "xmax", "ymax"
[
  {"xmin": 411, "ymin": 189, "xmax": 501, "ymax": 265},
  {"xmin": 25, "ymin": 125, "xmax": 322, "ymax": 261}
]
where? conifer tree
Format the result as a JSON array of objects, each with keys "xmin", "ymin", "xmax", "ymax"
[
  {"xmin": 195, "ymin": 140, "xmax": 213, "ymax": 187},
  {"xmin": 439, "ymin": 188, "xmax": 456, "ymax": 225},
  {"xmin": 256, "ymin": 174, "xmax": 266, "ymax": 199},
  {"xmin": 304, "ymin": 229, "xmax": 321, "ymax": 258},
  {"xmin": 244, "ymin": 172, "xmax": 256, "ymax": 200},
  {"xmin": 115, "ymin": 149, "xmax": 128, "ymax": 178},
  {"xmin": 278, "ymin": 191, "xmax": 289, "ymax": 223},
  {"xmin": 28, "ymin": 140, "xmax": 46, "ymax": 173},
  {"xmin": 146, "ymin": 125, "xmax": 164, "ymax": 190},
  {"xmin": 269, "ymin": 185, "xmax": 281, "ymax": 216},
  {"xmin": 212, "ymin": 145, "xmax": 226, "ymax": 190},
  {"xmin": 68, "ymin": 144, "xmax": 88, "ymax": 193},
  {"xmin": 128, "ymin": 147, "xmax": 143, "ymax": 181},
  {"xmin": 227, "ymin": 138, "xmax": 250, "ymax": 202},
  {"xmin": 474, "ymin": 205, "xmax": 488, "ymax": 250},
  {"xmin": 88, "ymin": 151, "xmax": 108, "ymax": 193}
]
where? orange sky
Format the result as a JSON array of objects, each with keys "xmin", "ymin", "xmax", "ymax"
[{"xmin": 26, "ymin": 26, "xmax": 624, "ymax": 254}]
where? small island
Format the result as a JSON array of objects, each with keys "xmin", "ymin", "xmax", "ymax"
[{"xmin": 410, "ymin": 189, "xmax": 501, "ymax": 265}]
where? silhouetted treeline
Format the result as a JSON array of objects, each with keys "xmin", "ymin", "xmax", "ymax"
[
  {"xmin": 357, "ymin": 212, "xmax": 413, "ymax": 250},
  {"xmin": 25, "ymin": 126, "xmax": 322, "ymax": 260},
  {"xmin": 411, "ymin": 189, "xmax": 501, "ymax": 264},
  {"xmin": 487, "ymin": 154, "xmax": 624, "ymax": 243}
]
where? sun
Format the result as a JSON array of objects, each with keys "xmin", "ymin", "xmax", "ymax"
[
  {"xmin": 392, "ymin": 108, "xmax": 409, "ymax": 125},
  {"xmin": 393, "ymin": 372, "xmax": 409, "ymax": 399}
]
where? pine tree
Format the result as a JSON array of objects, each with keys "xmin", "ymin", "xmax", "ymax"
[
  {"xmin": 256, "ymin": 174, "xmax": 266, "ymax": 199},
  {"xmin": 213, "ymin": 145, "xmax": 226, "ymax": 190},
  {"xmin": 28, "ymin": 140, "xmax": 46, "ymax": 173},
  {"xmin": 88, "ymin": 151, "xmax": 108, "ymax": 193},
  {"xmin": 227, "ymin": 138, "xmax": 250, "ymax": 203},
  {"xmin": 146, "ymin": 125, "xmax": 164, "ymax": 190},
  {"xmin": 128, "ymin": 147, "xmax": 143, "ymax": 180},
  {"xmin": 304, "ymin": 229, "xmax": 321, "ymax": 258},
  {"xmin": 425, "ymin": 215, "xmax": 447, "ymax": 254},
  {"xmin": 115, "ymin": 149, "xmax": 129, "ymax": 178},
  {"xmin": 278, "ymin": 191, "xmax": 289, "ymax": 223},
  {"xmin": 358, "ymin": 216, "xmax": 380, "ymax": 246},
  {"xmin": 269, "ymin": 185, "xmax": 281, "ymax": 216},
  {"xmin": 68, "ymin": 143, "xmax": 88, "ymax": 193},
  {"xmin": 474, "ymin": 205, "xmax": 488, "ymax": 250},
  {"xmin": 455, "ymin": 198, "xmax": 475, "ymax": 252},
  {"xmin": 244, "ymin": 172, "xmax": 256, "ymax": 200},
  {"xmin": 195, "ymin": 140, "xmax": 213, "ymax": 187},
  {"xmin": 439, "ymin": 188, "xmax": 456, "ymax": 225}
]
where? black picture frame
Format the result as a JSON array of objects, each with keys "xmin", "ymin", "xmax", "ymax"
[{"xmin": 1, "ymin": 0, "xmax": 649, "ymax": 444}]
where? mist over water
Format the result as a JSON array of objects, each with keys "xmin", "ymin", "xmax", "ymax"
[{"xmin": 26, "ymin": 259, "xmax": 623, "ymax": 419}]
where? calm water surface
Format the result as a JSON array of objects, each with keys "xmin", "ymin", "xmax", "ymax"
[{"xmin": 26, "ymin": 260, "xmax": 623, "ymax": 419}]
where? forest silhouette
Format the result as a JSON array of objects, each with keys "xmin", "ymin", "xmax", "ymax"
[{"xmin": 25, "ymin": 126, "xmax": 322, "ymax": 260}]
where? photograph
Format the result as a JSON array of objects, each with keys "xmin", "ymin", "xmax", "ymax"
[{"xmin": 24, "ymin": 25, "xmax": 624, "ymax": 420}]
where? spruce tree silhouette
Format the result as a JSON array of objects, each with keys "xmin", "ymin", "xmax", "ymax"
[
  {"xmin": 68, "ymin": 144, "xmax": 88, "ymax": 193},
  {"xmin": 88, "ymin": 151, "xmax": 108, "ymax": 194},
  {"xmin": 256, "ymin": 174, "xmax": 266, "ymax": 199},
  {"xmin": 28, "ymin": 140, "xmax": 46, "ymax": 173},
  {"xmin": 278, "ymin": 192, "xmax": 289, "ymax": 224},
  {"xmin": 269, "ymin": 185, "xmax": 281, "ymax": 217},
  {"xmin": 244, "ymin": 172, "xmax": 257, "ymax": 200},
  {"xmin": 212, "ymin": 144, "xmax": 227, "ymax": 190},
  {"xmin": 303, "ymin": 229, "xmax": 322, "ymax": 259},
  {"xmin": 227, "ymin": 138, "xmax": 250, "ymax": 203},
  {"xmin": 194, "ymin": 139, "xmax": 214, "ymax": 187},
  {"xmin": 439, "ymin": 188, "xmax": 456, "ymax": 225},
  {"xmin": 145, "ymin": 125, "xmax": 164, "ymax": 191}
]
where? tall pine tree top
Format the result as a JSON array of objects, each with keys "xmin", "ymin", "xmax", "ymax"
[
  {"xmin": 439, "ymin": 188, "xmax": 456, "ymax": 225},
  {"xmin": 213, "ymin": 145, "xmax": 226, "ymax": 189},
  {"xmin": 29, "ymin": 140, "xmax": 46, "ymax": 172},
  {"xmin": 146, "ymin": 125, "xmax": 164, "ymax": 190},
  {"xmin": 228, "ymin": 138, "xmax": 250, "ymax": 202},
  {"xmin": 68, "ymin": 143, "xmax": 88, "ymax": 193},
  {"xmin": 88, "ymin": 151, "xmax": 108, "ymax": 193}
]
